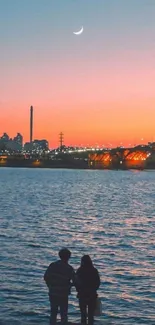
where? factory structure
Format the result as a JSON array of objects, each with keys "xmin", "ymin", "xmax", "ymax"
[
  {"xmin": 30, "ymin": 105, "xmax": 33, "ymax": 143},
  {"xmin": 1, "ymin": 106, "xmax": 155, "ymax": 169},
  {"xmin": 0, "ymin": 132, "xmax": 23, "ymax": 152},
  {"xmin": 23, "ymin": 105, "xmax": 49, "ymax": 152},
  {"xmin": 0, "ymin": 106, "xmax": 49, "ymax": 153}
]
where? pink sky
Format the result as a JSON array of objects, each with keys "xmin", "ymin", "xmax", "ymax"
[{"xmin": 0, "ymin": 1, "xmax": 155, "ymax": 148}]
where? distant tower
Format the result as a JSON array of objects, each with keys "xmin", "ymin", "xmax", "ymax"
[
  {"xmin": 59, "ymin": 132, "xmax": 64, "ymax": 151},
  {"xmin": 30, "ymin": 106, "xmax": 33, "ymax": 143}
]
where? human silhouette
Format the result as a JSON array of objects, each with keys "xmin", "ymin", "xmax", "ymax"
[
  {"xmin": 76, "ymin": 255, "xmax": 100, "ymax": 325},
  {"xmin": 44, "ymin": 248, "xmax": 76, "ymax": 325}
]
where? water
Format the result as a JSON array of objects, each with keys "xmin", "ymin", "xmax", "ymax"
[{"xmin": 0, "ymin": 168, "xmax": 155, "ymax": 325}]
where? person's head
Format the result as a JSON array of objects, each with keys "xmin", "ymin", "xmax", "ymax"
[
  {"xmin": 59, "ymin": 248, "xmax": 71, "ymax": 262},
  {"xmin": 81, "ymin": 255, "xmax": 93, "ymax": 268}
]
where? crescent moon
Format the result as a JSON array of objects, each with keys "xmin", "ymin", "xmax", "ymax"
[{"xmin": 73, "ymin": 26, "xmax": 84, "ymax": 35}]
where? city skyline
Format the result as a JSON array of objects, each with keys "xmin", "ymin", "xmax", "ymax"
[
  {"xmin": 0, "ymin": 128, "xmax": 154, "ymax": 149},
  {"xmin": 0, "ymin": 0, "xmax": 155, "ymax": 147}
]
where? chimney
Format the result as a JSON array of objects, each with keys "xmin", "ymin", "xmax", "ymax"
[{"xmin": 30, "ymin": 105, "xmax": 33, "ymax": 143}]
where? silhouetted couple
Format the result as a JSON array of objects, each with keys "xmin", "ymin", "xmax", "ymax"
[{"xmin": 44, "ymin": 248, "xmax": 100, "ymax": 325}]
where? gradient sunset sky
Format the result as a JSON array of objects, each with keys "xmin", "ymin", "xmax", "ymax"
[{"xmin": 0, "ymin": 0, "xmax": 155, "ymax": 148}]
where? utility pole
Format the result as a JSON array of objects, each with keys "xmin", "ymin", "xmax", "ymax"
[{"xmin": 59, "ymin": 132, "xmax": 64, "ymax": 151}]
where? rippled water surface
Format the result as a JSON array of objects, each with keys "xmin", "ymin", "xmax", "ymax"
[{"xmin": 0, "ymin": 168, "xmax": 155, "ymax": 325}]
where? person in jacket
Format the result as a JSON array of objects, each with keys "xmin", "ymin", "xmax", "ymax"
[
  {"xmin": 76, "ymin": 255, "xmax": 100, "ymax": 325},
  {"xmin": 44, "ymin": 248, "xmax": 76, "ymax": 325}
]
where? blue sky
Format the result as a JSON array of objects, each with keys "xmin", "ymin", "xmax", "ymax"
[{"xmin": 0, "ymin": 0, "xmax": 154, "ymax": 53}]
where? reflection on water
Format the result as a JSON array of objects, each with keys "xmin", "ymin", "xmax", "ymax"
[{"xmin": 0, "ymin": 168, "xmax": 155, "ymax": 325}]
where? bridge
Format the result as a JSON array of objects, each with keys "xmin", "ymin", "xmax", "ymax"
[
  {"xmin": 1, "ymin": 145, "xmax": 155, "ymax": 169},
  {"xmin": 88, "ymin": 145, "xmax": 155, "ymax": 169}
]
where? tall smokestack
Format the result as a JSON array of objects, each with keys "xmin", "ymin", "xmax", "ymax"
[{"xmin": 30, "ymin": 105, "xmax": 33, "ymax": 143}]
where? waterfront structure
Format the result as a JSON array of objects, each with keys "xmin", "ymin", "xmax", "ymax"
[
  {"xmin": 23, "ymin": 142, "xmax": 33, "ymax": 152},
  {"xmin": 1, "ymin": 144, "xmax": 155, "ymax": 169},
  {"xmin": 14, "ymin": 133, "xmax": 23, "ymax": 148},
  {"xmin": 88, "ymin": 146, "xmax": 153, "ymax": 169},
  {"xmin": 24, "ymin": 139, "xmax": 49, "ymax": 153},
  {"xmin": 33, "ymin": 139, "xmax": 49, "ymax": 151},
  {"xmin": 30, "ymin": 105, "xmax": 33, "ymax": 143},
  {"xmin": 6, "ymin": 139, "xmax": 22, "ymax": 152},
  {"xmin": 0, "ymin": 132, "xmax": 9, "ymax": 142},
  {"xmin": 0, "ymin": 132, "xmax": 23, "ymax": 152}
]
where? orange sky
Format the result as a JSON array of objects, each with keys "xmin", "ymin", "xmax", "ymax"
[
  {"xmin": 0, "ymin": 1, "xmax": 155, "ymax": 148},
  {"xmin": 1, "ymin": 96, "xmax": 155, "ymax": 148}
]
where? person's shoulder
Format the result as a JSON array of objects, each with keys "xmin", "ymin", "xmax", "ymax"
[
  {"xmin": 48, "ymin": 260, "xmax": 58, "ymax": 268},
  {"xmin": 93, "ymin": 267, "xmax": 100, "ymax": 276},
  {"xmin": 68, "ymin": 263, "xmax": 75, "ymax": 272},
  {"xmin": 66, "ymin": 264, "xmax": 75, "ymax": 277}
]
